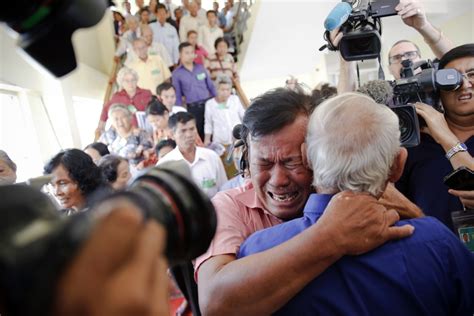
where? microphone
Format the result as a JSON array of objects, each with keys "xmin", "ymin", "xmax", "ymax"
[
  {"xmin": 324, "ymin": 2, "xmax": 352, "ymax": 31},
  {"xmin": 226, "ymin": 124, "xmax": 245, "ymax": 163},
  {"xmin": 357, "ymin": 80, "xmax": 394, "ymax": 105}
]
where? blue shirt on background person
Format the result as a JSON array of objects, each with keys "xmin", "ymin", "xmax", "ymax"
[
  {"xmin": 238, "ymin": 193, "xmax": 474, "ymax": 316},
  {"xmin": 171, "ymin": 63, "xmax": 216, "ymax": 106},
  {"xmin": 396, "ymin": 133, "xmax": 474, "ymax": 231}
]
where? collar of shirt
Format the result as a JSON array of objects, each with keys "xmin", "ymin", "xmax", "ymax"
[
  {"xmin": 303, "ymin": 193, "xmax": 334, "ymax": 220},
  {"xmin": 234, "ymin": 180, "xmax": 271, "ymax": 214},
  {"xmin": 165, "ymin": 146, "xmax": 209, "ymax": 167}
]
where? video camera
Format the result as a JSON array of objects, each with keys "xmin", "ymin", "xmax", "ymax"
[
  {"xmin": 0, "ymin": 162, "xmax": 217, "ymax": 316},
  {"xmin": 390, "ymin": 59, "xmax": 462, "ymax": 147},
  {"xmin": 321, "ymin": 0, "xmax": 399, "ymax": 61}
]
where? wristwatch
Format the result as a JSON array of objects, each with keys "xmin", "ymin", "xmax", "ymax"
[{"xmin": 445, "ymin": 142, "xmax": 468, "ymax": 160}]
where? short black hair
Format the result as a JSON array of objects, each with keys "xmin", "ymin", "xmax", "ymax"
[
  {"xmin": 156, "ymin": 82, "xmax": 175, "ymax": 96},
  {"xmin": 214, "ymin": 37, "xmax": 229, "ymax": 50},
  {"xmin": 168, "ymin": 111, "xmax": 196, "ymax": 131},
  {"xmin": 44, "ymin": 149, "xmax": 106, "ymax": 198},
  {"xmin": 438, "ymin": 44, "xmax": 474, "ymax": 70},
  {"xmin": 139, "ymin": 7, "xmax": 150, "ymax": 15},
  {"xmin": 187, "ymin": 30, "xmax": 198, "ymax": 37},
  {"xmin": 84, "ymin": 142, "xmax": 110, "ymax": 157},
  {"xmin": 179, "ymin": 42, "xmax": 193, "ymax": 53},
  {"xmin": 98, "ymin": 154, "xmax": 128, "ymax": 184},
  {"xmin": 146, "ymin": 97, "xmax": 169, "ymax": 116},
  {"xmin": 156, "ymin": 3, "xmax": 167, "ymax": 12},
  {"xmin": 310, "ymin": 83, "xmax": 337, "ymax": 111},
  {"xmin": 155, "ymin": 139, "xmax": 177, "ymax": 156},
  {"xmin": 207, "ymin": 10, "xmax": 217, "ymax": 17}
]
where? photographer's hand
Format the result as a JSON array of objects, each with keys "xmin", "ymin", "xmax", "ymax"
[
  {"xmin": 53, "ymin": 201, "xmax": 169, "ymax": 316},
  {"xmin": 396, "ymin": 0, "xmax": 453, "ymax": 58},
  {"xmin": 415, "ymin": 102, "xmax": 457, "ymax": 146},
  {"xmin": 449, "ymin": 189, "xmax": 474, "ymax": 210},
  {"xmin": 416, "ymin": 102, "xmax": 474, "ymax": 170}
]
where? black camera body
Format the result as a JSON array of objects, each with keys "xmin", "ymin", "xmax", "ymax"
[
  {"xmin": 0, "ymin": 162, "xmax": 217, "ymax": 316},
  {"xmin": 338, "ymin": 0, "xmax": 398, "ymax": 61},
  {"xmin": 389, "ymin": 60, "xmax": 462, "ymax": 147}
]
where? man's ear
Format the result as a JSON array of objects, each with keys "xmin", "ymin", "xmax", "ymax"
[
  {"xmin": 389, "ymin": 147, "xmax": 407, "ymax": 183},
  {"xmin": 301, "ymin": 142, "xmax": 312, "ymax": 170}
]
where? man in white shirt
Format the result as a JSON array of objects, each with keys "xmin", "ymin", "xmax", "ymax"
[
  {"xmin": 179, "ymin": 1, "xmax": 207, "ymax": 42},
  {"xmin": 204, "ymin": 76, "xmax": 244, "ymax": 146},
  {"xmin": 198, "ymin": 10, "xmax": 223, "ymax": 55},
  {"xmin": 158, "ymin": 112, "xmax": 228, "ymax": 198},
  {"xmin": 150, "ymin": 4, "xmax": 181, "ymax": 65},
  {"xmin": 128, "ymin": 38, "xmax": 171, "ymax": 94},
  {"xmin": 124, "ymin": 26, "xmax": 173, "ymax": 68}
]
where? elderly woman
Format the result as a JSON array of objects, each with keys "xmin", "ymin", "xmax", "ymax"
[
  {"xmin": 0, "ymin": 150, "xmax": 17, "ymax": 185},
  {"xmin": 44, "ymin": 149, "xmax": 107, "ymax": 215},
  {"xmin": 100, "ymin": 103, "xmax": 152, "ymax": 166},
  {"xmin": 97, "ymin": 67, "xmax": 152, "ymax": 134},
  {"xmin": 98, "ymin": 155, "xmax": 131, "ymax": 191}
]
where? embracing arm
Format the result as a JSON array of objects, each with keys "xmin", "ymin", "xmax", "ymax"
[{"xmin": 197, "ymin": 192, "xmax": 414, "ymax": 316}]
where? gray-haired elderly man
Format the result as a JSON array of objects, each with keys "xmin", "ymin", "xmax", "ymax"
[{"xmin": 238, "ymin": 93, "xmax": 474, "ymax": 315}]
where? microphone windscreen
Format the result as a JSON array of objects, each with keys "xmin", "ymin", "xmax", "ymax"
[
  {"xmin": 324, "ymin": 2, "xmax": 352, "ymax": 31},
  {"xmin": 357, "ymin": 80, "xmax": 394, "ymax": 105}
]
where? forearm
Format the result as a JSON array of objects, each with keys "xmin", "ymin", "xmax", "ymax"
[
  {"xmin": 416, "ymin": 22, "xmax": 453, "ymax": 59},
  {"xmin": 436, "ymin": 135, "xmax": 474, "ymax": 170},
  {"xmin": 199, "ymin": 224, "xmax": 342, "ymax": 316},
  {"xmin": 337, "ymin": 57, "xmax": 357, "ymax": 93}
]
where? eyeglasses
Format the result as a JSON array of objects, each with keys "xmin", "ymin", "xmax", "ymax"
[
  {"xmin": 460, "ymin": 70, "xmax": 474, "ymax": 84},
  {"xmin": 389, "ymin": 51, "xmax": 419, "ymax": 64}
]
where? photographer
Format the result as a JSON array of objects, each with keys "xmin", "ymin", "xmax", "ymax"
[
  {"xmin": 337, "ymin": 0, "xmax": 454, "ymax": 92},
  {"xmin": 396, "ymin": 44, "xmax": 474, "ymax": 228}
]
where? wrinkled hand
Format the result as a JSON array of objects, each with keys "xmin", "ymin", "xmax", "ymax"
[
  {"xmin": 449, "ymin": 189, "xmax": 474, "ymax": 210},
  {"xmin": 415, "ymin": 102, "xmax": 458, "ymax": 145},
  {"xmin": 53, "ymin": 201, "xmax": 169, "ymax": 316},
  {"xmin": 379, "ymin": 183, "xmax": 424, "ymax": 219},
  {"xmin": 317, "ymin": 191, "xmax": 415, "ymax": 255},
  {"xmin": 396, "ymin": 0, "xmax": 428, "ymax": 30}
]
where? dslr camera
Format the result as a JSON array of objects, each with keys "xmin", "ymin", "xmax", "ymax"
[
  {"xmin": 0, "ymin": 162, "xmax": 217, "ymax": 316},
  {"xmin": 390, "ymin": 59, "xmax": 462, "ymax": 147}
]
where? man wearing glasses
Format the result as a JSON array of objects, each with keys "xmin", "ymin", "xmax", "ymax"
[{"xmin": 396, "ymin": 44, "xmax": 474, "ymax": 229}]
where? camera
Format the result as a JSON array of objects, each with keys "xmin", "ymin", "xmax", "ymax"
[
  {"xmin": 0, "ymin": 0, "xmax": 112, "ymax": 76},
  {"xmin": 322, "ymin": 0, "xmax": 399, "ymax": 61},
  {"xmin": 0, "ymin": 162, "xmax": 217, "ymax": 316},
  {"xmin": 390, "ymin": 59, "xmax": 462, "ymax": 147}
]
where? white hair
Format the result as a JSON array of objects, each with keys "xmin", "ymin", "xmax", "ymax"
[
  {"xmin": 116, "ymin": 67, "xmax": 139, "ymax": 89},
  {"xmin": 306, "ymin": 92, "xmax": 400, "ymax": 196},
  {"xmin": 108, "ymin": 103, "xmax": 133, "ymax": 119}
]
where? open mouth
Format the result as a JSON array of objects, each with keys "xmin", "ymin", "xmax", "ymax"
[
  {"xmin": 458, "ymin": 92, "xmax": 472, "ymax": 101},
  {"xmin": 267, "ymin": 191, "xmax": 299, "ymax": 203}
]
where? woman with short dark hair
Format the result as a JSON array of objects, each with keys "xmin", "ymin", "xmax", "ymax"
[
  {"xmin": 44, "ymin": 149, "xmax": 108, "ymax": 215},
  {"xmin": 98, "ymin": 155, "xmax": 131, "ymax": 191}
]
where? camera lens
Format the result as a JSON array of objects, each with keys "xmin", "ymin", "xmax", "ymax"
[{"xmin": 125, "ymin": 165, "xmax": 217, "ymax": 265}]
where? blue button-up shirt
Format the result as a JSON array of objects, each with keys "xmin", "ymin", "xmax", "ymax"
[
  {"xmin": 149, "ymin": 21, "xmax": 180, "ymax": 64},
  {"xmin": 171, "ymin": 63, "xmax": 216, "ymax": 106},
  {"xmin": 238, "ymin": 193, "xmax": 474, "ymax": 316}
]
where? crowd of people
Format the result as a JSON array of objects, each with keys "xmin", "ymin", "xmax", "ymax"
[{"xmin": 1, "ymin": 0, "xmax": 473, "ymax": 315}]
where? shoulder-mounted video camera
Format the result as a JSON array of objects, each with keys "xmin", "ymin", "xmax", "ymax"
[{"xmin": 389, "ymin": 59, "xmax": 462, "ymax": 147}]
